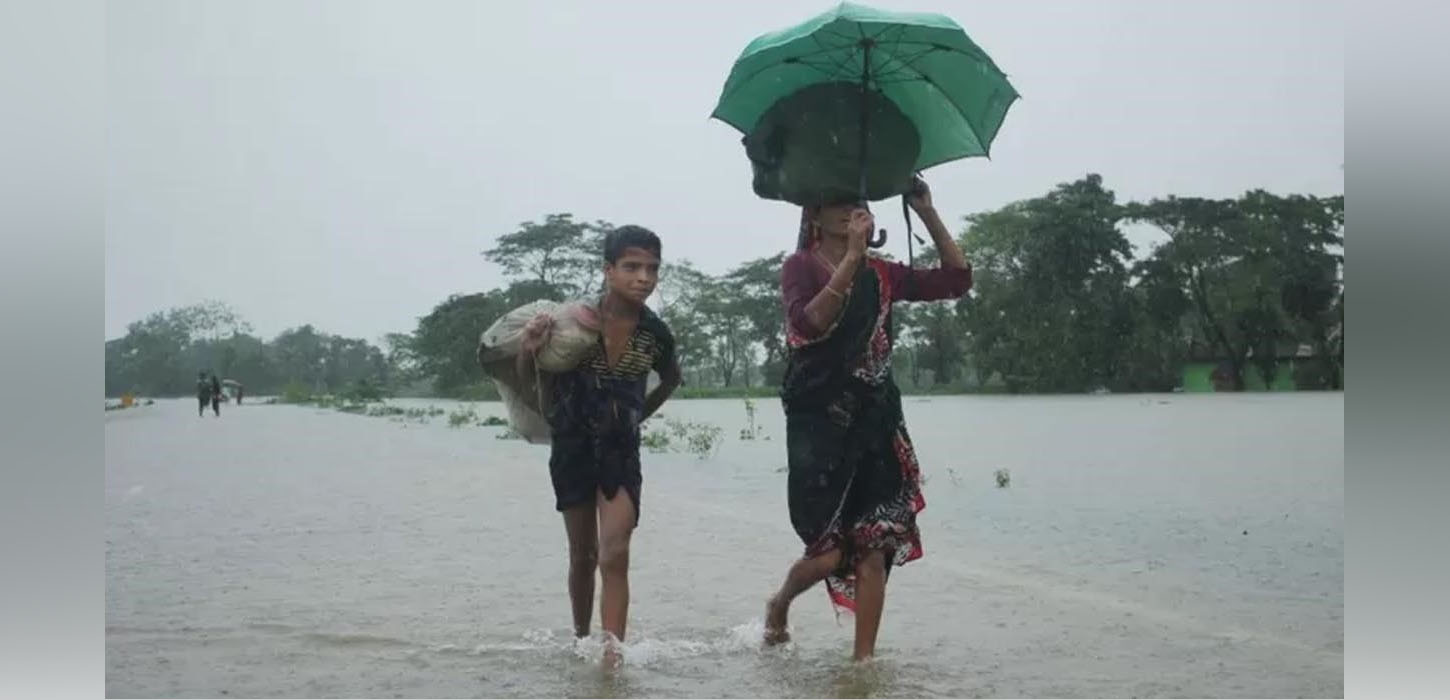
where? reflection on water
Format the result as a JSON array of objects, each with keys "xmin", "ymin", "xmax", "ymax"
[{"xmin": 107, "ymin": 394, "xmax": 1342, "ymax": 698}]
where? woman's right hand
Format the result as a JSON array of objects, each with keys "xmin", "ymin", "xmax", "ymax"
[
  {"xmin": 845, "ymin": 208, "xmax": 875, "ymax": 259},
  {"xmin": 520, "ymin": 313, "xmax": 554, "ymax": 353}
]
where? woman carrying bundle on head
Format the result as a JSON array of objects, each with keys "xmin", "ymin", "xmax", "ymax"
[{"xmin": 763, "ymin": 178, "xmax": 973, "ymax": 661}]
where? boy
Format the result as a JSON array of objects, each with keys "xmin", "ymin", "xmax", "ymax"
[{"xmin": 518, "ymin": 225, "xmax": 682, "ymax": 663}]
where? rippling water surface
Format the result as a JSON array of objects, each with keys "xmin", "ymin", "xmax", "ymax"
[{"xmin": 106, "ymin": 394, "xmax": 1342, "ymax": 698}]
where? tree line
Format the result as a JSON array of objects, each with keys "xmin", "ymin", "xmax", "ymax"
[
  {"xmin": 104, "ymin": 174, "xmax": 1343, "ymax": 399},
  {"xmin": 104, "ymin": 301, "xmax": 394, "ymax": 399}
]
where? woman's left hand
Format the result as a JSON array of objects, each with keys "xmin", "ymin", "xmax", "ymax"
[{"xmin": 907, "ymin": 176, "xmax": 934, "ymax": 214}]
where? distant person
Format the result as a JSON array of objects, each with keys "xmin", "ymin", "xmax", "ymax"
[
  {"xmin": 763, "ymin": 178, "xmax": 973, "ymax": 661},
  {"xmin": 235, "ymin": 383, "xmax": 244, "ymax": 405},
  {"xmin": 210, "ymin": 374, "xmax": 222, "ymax": 417},
  {"xmin": 196, "ymin": 372, "xmax": 211, "ymax": 417},
  {"xmin": 516, "ymin": 225, "xmax": 682, "ymax": 666}
]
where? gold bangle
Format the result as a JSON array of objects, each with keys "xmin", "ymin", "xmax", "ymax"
[{"xmin": 822, "ymin": 285, "xmax": 845, "ymax": 300}]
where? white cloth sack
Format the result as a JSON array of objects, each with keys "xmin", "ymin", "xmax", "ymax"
[{"xmin": 477, "ymin": 300, "xmax": 600, "ymax": 444}]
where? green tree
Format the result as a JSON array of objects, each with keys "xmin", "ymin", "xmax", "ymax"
[
  {"xmin": 411, "ymin": 291, "xmax": 511, "ymax": 396},
  {"xmin": 189, "ymin": 332, "xmax": 277, "ymax": 389},
  {"xmin": 961, "ymin": 174, "xmax": 1135, "ymax": 393},
  {"xmin": 382, "ymin": 332, "xmax": 422, "ymax": 388},
  {"xmin": 105, "ymin": 301, "xmax": 252, "ymax": 395},
  {"xmin": 1114, "ymin": 253, "xmax": 1194, "ymax": 392},
  {"xmin": 1126, "ymin": 191, "xmax": 1342, "ymax": 391},
  {"xmin": 323, "ymin": 336, "xmax": 389, "ymax": 391},
  {"xmin": 483, "ymin": 213, "xmax": 611, "ymax": 299},
  {"xmin": 696, "ymin": 277, "xmax": 752, "ymax": 387},
  {"xmin": 656, "ymin": 260, "xmax": 716, "ymax": 388},
  {"xmin": 270, "ymin": 325, "xmax": 331, "ymax": 391},
  {"xmin": 1269, "ymin": 194, "xmax": 1344, "ymax": 389},
  {"xmin": 890, "ymin": 246, "xmax": 970, "ymax": 389},
  {"xmin": 721, "ymin": 253, "xmax": 787, "ymax": 385}
]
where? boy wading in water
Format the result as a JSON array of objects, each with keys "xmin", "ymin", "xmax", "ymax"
[{"xmin": 517, "ymin": 226, "xmax": 682, "ymax": 665}]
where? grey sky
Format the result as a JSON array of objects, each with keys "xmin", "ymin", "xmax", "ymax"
[{"xmin": 106, "ymin": 0, "xmax": 1344, "ymax": 343}]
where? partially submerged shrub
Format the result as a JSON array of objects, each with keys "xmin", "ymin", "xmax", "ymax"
[
  {"xmin": 738, "ymin": 398, "xmax": 765, "ymax": 441},
  {"xmin": 643, "ymin": 418, "xmax": 722, "ymax": 458},
  {"xmin": 641, "ymin": 429, "xmax": 671, "ymax": 453},
  {"xmin": 280, "ymin": 381, "xmax": 313, "ymax": 405},
  {"xmin": 448, "ymin": 407, "xmax": 479, "ymax": 428},
  {"xmin": 340, "ymin": 379, "xmax": 387, "ymax": 403},
  {"xmin": 686, "ymin": 422, "xmax": 724, "ymax": 456}
]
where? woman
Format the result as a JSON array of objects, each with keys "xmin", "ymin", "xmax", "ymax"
[{"xmin": 764, "ymin": 179, "xmax": 972, "ymax": 661}]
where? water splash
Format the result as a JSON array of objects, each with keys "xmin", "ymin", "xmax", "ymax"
[
  {"xmin": 522, "ymin": 627, "xmax": 557, "ymax": 646},
  {"xmin": 450, "ymin": 620, "xmax": 791, "ymax": 668}
]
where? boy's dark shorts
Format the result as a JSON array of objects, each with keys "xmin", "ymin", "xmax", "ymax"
[{"xmin": 548, "ymin": 428, "xmax": 642, "ymax": 524}]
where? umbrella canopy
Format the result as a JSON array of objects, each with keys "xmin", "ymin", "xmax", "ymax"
[{"xmin": 712, "ymin": 2, "xmax": 1019, "ymax": 205}]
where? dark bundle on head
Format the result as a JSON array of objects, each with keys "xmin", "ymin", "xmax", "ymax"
[
  {"xmin": 603, "ymin": 225, "xmax": 662, "ymax": 263},
  {"xmin": 796, "ymin": 207, "xmax": 816, "ymax": 251}
]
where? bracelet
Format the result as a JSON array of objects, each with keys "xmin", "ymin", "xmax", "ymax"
[{"xmin": 822, "ymin": 285, "xmax": 845, "ymax": 300}]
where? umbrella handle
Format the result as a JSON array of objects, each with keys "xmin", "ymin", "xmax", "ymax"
[{"xmin": 868, "ymin": 227, "xmax": 888, "ymax": 248}]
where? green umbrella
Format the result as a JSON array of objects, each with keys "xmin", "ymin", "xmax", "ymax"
[{"xmin": 711, "ymin": 2, "xmax": 1019, "ymax": 208}]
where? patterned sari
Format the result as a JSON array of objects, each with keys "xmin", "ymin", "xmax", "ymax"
[{"xmin": 778, "ymin": 242, "xmax": 971, "ymax": 613}]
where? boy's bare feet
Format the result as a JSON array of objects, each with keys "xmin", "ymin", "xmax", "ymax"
[{"xmin": 764, "ymin": 595, "xmax": 790, "ymax": 645}]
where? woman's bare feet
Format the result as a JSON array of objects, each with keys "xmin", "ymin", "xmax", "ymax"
[
  {"xmin": 602, "ymin": 645, "xmax": 622, "ymax": 670},
  {"xmin": 601, "ymin": 634, "xmax": 623, "ymax": 670},
  {"xmin": 764, "ymin": 595, "xmax": 791, "ymax": 645}
]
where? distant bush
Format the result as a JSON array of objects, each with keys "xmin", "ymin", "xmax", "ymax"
[
  {"xmin": 672, "ymin": 385, "xmax": 777, "ymax": 399},
  {"xmin": 280, "ymin": 381, "xmax": 313, "ymax": 404},
  {"xmin": 451, "ymin": 382, "xmax": 502, "ymax": 401},
  {"xmin": 340, "ymin": 379, "xmax": 387, "ymax": 403}
]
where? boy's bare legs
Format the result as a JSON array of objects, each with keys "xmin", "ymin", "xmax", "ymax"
[
  {"xmin": 764, "ymin": 548, "xmax": 842, "ymax": 644},
  {"xmin": 851, "ymin": 550, "xmax": 887, "ymax": 661},
  {"xmin": 596, "ymin": 488, "xmax": 636, "ymax": 663},
  {"xmin": 562, "ymin": 504, "xmax": 598, "ymax": 638}
]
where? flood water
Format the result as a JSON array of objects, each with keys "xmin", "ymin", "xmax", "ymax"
[{"xmin": 106, "ymin": 393, "xmax": 1343, "ymax": 698}]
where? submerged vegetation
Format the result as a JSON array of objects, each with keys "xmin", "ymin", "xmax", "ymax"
[{"xmin": 642, "ymin": 417, "xmax": 724, "ymax": 458}]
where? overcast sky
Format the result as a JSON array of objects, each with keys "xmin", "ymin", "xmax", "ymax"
[{"xmin": 105, "ymin": 0, "xmax": 1343, "ymax": 342}]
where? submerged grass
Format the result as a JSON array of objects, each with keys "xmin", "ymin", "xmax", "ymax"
[
  {"xmin": 269, "ymin": 390, "xmax": 752, "ymax": 450},
  {"xmin": 642, "ymin": 417, "xmax": 723, "ymax": 458}
]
